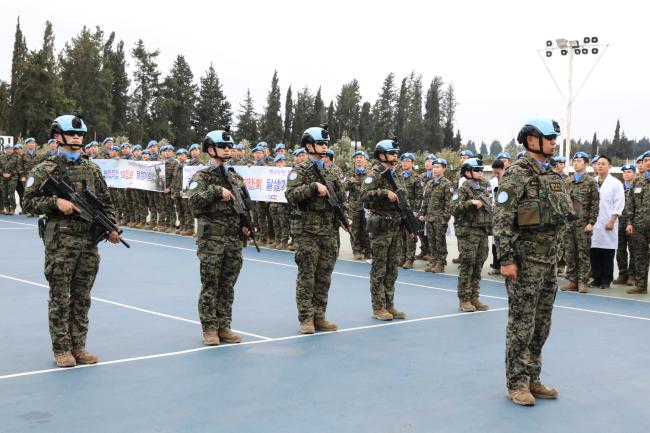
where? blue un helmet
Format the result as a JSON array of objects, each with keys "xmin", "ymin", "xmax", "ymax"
[
  {"xmin": 352, "ymin": 150, "xmax": 369, "ymax": 160},
  {"xmin": 50, "ymin": 114, "xmax": 87, "ymax": 146},
  {"xmin": 203, "ymin": 127, "xmax": 235, "ymax": 153},
  {"xmin": 132, "ymin": 144, "xmax": 142, "ymax": 151},
  {"xmin": 302, "ymin": 124, "xmax": 330, "ymax": 147},
  {"xmin": 234, "ymin": 143, "xmax": 245, "ymax": 150},
  {"xmin": 147, "ymin": 140, "xmax": 158, "ymax": 149},
  {"xmin": 572, "ymin": 151, "xmax": 590, "ymax": 163},
  {"xmin": 497, "ymin": 152, "xmax": 511, "ymax": 160},
  {"xmin": 621, "ymin": 163, "xmax": 637, "ymax": 172},
  {"xmin": 461, "ymin": 157, "xmax": 484, "ymax": 177},
  {"xmin": 400, "ymin": 152, "xmax": 415, "ymax": 162},
  {"xmin": 102, "ymin": 136, "xmax": 114, "ymax": 146},
  {"xmin": 188, "ymin": 143, "xmax": 201, "ymax": 152},
  {"xmin": 274, "ymin": 154, "xmax": 286, "ymax": 163},
  {"xmin": 24, "ymin": 137, "xmax": 35, "ymax": 144},
  {"xmin": 516, "ymin": 151, "xmax": 526, "ymax": 159},
  {"xmin": 459, "ymin": 149, "xmax": 474, "ymax": 158},
  {"xmin": 553, "ymin": 156, "xmax": 567, "ymax": 164},
  {"xmin": 374, "ymin": 138, "xmax": 400, "ymax": 160},
  {"xmin": 643, "ymin": 150, "xmax": 650, "ymax": 159},
  {"xmin": 325, "ymin": 149, "xmax": 335, "ymax": 159},
  {"xmin": 591, "ymin": 155, "xmax": 600, "ymax": 165},
  {"xmin": 274, "ymin": 143, "xmax": 286, "ymax": 153},
  {"xmin": 14, "ymin": 143, "xmax": 23, "ymax": 149},
  {"xmin": 176, "ymin": 148, "xmax": 189, "ymax": 156},
  {"xmin": 292, "ymin": 147, "xmax": 306, "ymax": 156},
  {"xmin": 433, "ymin": 158, "xmax": 448, "ymax": 167},
  {"xmin": 517, "ymin": 118, "xmax": 560, "ymax": 156},
  {"xmin": 425, "ymin": 153, "xmax": 437, "ymax": 161}
]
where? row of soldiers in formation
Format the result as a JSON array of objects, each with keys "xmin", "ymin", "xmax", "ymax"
[{"xmin": 22, "ymin": 114, "xmax": 650, "ymax": 407}]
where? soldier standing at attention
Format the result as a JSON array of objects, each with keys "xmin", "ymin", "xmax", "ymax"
[
  {"xmin": 398, "ymin": 152, "xmax": 423, "ymax": 269},
  {"xmin": 626, "ymin": 150, "xmax": 650, "ymax": 294},
  {"xmin": 188, "ymin": 129, "xmax": 248, "ymax": 346},
  {"xmin": 345, "ymin": 150, "xmax": 371, "ymax": 260},
  {"xmin": 614, "ymin": 163, "xmax": 637, "ymax": 285},
  {"xmin": 360, "ymin": 139, "xmax": 408, "ymax": 321},
  {"xmin": 495, "ymin": 118, "xmax": 571, "ymax": 406},
  {"xmin": 269, "ymin": 154, "xmax": 291, "ymax": 249},
  {"xmin": 560, "ymin": 151, "xmax": 599, "ymax": 294},
  {"xmin": 451, "ymin": 157, "xmax": 492, "ymax": 312},
  {"xmin": 285, "ymin": 125, "xmax": 349, "ymax": 334},
  {"xmin": 23, "ymin": 114, "xmax": 121, "ymax": 367}
]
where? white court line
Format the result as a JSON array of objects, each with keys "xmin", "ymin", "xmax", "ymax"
[
  {"xmin": 0, "ymin": 227, "xmax": 33, "ymax": 230},
  {"xmin": 0, "ymin": 218, "xmax": 38, "ymax": 227},
  {"xmin": 0, "ymin": 308, "xmax": 506, "ymax": 381},
  {"xmin": 0, "ymin": 274, "xmax": 271, "ymax": 342},
  {"xmin": 4, "ymin": 218, "xmax": 650, "ymax": 306}
]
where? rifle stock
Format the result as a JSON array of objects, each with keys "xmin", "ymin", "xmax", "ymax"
[{"xmin": 217, "ymin": 165, "xmax": 260, "ymax": 252}]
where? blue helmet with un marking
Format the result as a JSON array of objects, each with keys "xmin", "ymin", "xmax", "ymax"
[
  {"xmin": 374, "ymin": 139, "xmax": 399, "ymax": 158},
  {"xmin": 325, "ymin": 149, "xmax": 335, "ymax": 158},
  {"xmin": 188, "ymin": 143, "xmax": 200, "ymax": 152},
  {"xmin": 572, "ymin": 151, "xmax": 590, "ymax": 162},
  {"xmin": 203, "ymin": 127, "xmax": 234, "ymax": 152},
  {"xmin": 147, "ymin": 140, "xmax": 158, "ymax": 149},
  {"xmin": 433, "ymin": 158, "xmax": 448, "ymax": 166},
  {"xmin": 352, "ymin": 150, "xmax": 369, "ymax": 159},
  {"xmin": 497, "ymin": 152, "xmax": 511, "ymax": 160},
  {"xmin": 459, "ymin": 149, "xmax": 473, "ymax": 158},
  {"xmin": 273, "ymin": 143, "xmax": 286, "ymax": 152},
  {"xmin": 425, "ymin": 153, "xmax": 437, "ymax": 161},
  {"xmin": 50, "ymin": 114, "xmax": 87, "ymax": 141},
  {"xmin": 461, "ymin": 157, "xmax": 484, "ymax": 175},
  {"xmin": 302, "ymin": 125, "xmax": 330, "ymax": 146},
  {"xmin": 621, "ymin": 163, "xmax": 637, "ymax": 172},
  {"xmin": 517, "ymin": 118, "xmax": 560, "ymax": 147},
  {"xmin": 400, "ymin": 152, "xmax": 415, "ymax": 161},
  {"xmin": 292, "ymin": 147, "xmax": 307, "ymax": 156},
  {"xmin": 553, "ymin": 156, "xmax": 567, "ymax": 163}
]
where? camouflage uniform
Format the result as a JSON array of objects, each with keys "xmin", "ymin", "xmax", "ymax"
[
  {"xmin": 420, "ymin": 176, "xmax": 454, "ymax": 268},
  {"xmin": 627, "ymin": 174, "xmax": 650, "ymax": 290},
  {"xmin": 417, "ymin": 172, "xmax": 435, "ymax": 257},
  {"xmin": 616, "ymin": 183, "xmax": 636, "ymax": 281},
  {"xmin": 162, "ymin": 157, "xmax": 178, "ymax": 230},
  {"xmin": 451, "ymin": 178, "xmax": 492, "ymax": 302},
  {"xmin": 1, "ymin": 151, "xmax": 21, "ymax": 213},
  {"xmin": 252, "ymin": 159, "xmax": 272, "ymax": 243},
  {"xmin": 188, "ymin": 164, "xmax": 246, "ymax": 332},
  {"xmin": 23, "ymin": 154, "xmax": 116, "ymax": 353},
  {"xmin": 344, "ymin": 167, "xmax": 371, "ymax": 257},
  {"xmin": 285, "ymin": 159, "xmax": 347, "ymax": 323},
  {"xmin": 494, "ymin": 154, "xmax": 572, "ymax": 391},
  {"xmin": 563, "ymin": 173, "xmax": 599, "ymax": 285},
  {"xmin": 172, "ymin": 159, "xmax": 193, "ymax": 233},
  {"xmin": 269, "ymin": 201, "xmax": 291, "ymax": 246},
  {"xmin": 361, "ymin": 162, "xmax": 405, "ymax": 312},
  {"xmin": 400, "ymin": 168, "xmax": 423, "ymax": 263}
]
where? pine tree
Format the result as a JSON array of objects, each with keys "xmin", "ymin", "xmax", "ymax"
[
  {"xmin": 260, "ymin": 70, "xmax": 283, "ymax": 144},
  {"xmin": 291, "ymin": 87, "xmax": 314, "ymax": 145},
  {"xmin": 0, "ymin": 81, "xmax": 9, "ymax": 134},
  {"xmin": 59, "ymin": 26, "xmax": 114, "ymax": 138},
  {"xmin": 105, "ymin": 37, "xmax": 130, "ymax": 135},
  {"xmin": 479, "ymin": 141, "xmax": 488, "ymax": 155},
  {"xmin": 404, "ymin": 73, "xmax": 424, "ymax": 151},
  {"xmin": 454, "ymin": 130, "xmax": 462, "ymax": 151},
  {"xmin": 505, "ymin": 138, "xmax": 517, "ymax": 155},
  {"xmin": 370, "ymin": 72, "xmax": 396, "ymax": 144},
  {"xmin": 128, "ymin": 39, "xmax": 160, "ymax": 143},
  {"xmin": 194, "ymin": 64, "xmax": 231, "ymax": 142},
  {"xmin": 423, "ymin": 77, "xmax": 444, "ymax": 152},
  {"xmin": 282, "ymin": 86, "xmax": 293, "ymax": 145},
  {"xmin": 311, "ymin": 86, "xmax": 326, "ymax": 126},
  {"xmin": 590, "ymin": 132, "xmax": 599, "ymax": 157},
  {"xmin": 466, "ymin": 140, "xmax": 477, "ymax": 156},
  {"xmin": 160, "ymin": 55, "xmax": 197, "ymax": 144},
  {"xmin": 393, "ymin": 76, "xmax": 409, "ymax": 141},
  {"xmin": 9, "ymin": 17, "xmax": 29, "ymax": 135},
  {"xmin": 326, "ymin": 101, "xmax": 337, "ymax": 141},
  {"xmin": 489, "ymin": 140, "xmax": 502, "ymax": 156},
  {"xmin": 359, "ymin": 101, "xmax": 372, "ymax": 149},
  {"xmin": 334, "ymin": 79, "xmax": 361, "ymax": 142},
  {"xmin": 442, "ymin": 83, "xmax": 457, "ymax": 150},
  {"xmin": 236, "ymin": 89, "xmax": 258, "ymax": 144}
]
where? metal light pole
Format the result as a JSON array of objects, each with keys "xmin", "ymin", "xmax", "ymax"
[{"xmin": 538, "ymin": 37, "xmax": 608, "ymax": 162}]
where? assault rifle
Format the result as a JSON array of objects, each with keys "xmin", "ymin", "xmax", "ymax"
[
  {"xmin": 312, "ymin": 162, "xmax": 350, "ymax": 230},
  {"xmin": 380, "ymin": 168, "xmax": 425, "ymax": 243},
  {"xmin": 217, "ymin": 164, "xmax": 260, "ymax": 252},
  {"xmin": 39, "ymin": 176, "xmax": 130, "ymax": 248}
]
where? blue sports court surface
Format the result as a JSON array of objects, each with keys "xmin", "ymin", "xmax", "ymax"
[{"xmin": 1, "ymin": 215, "xmax": 648, "ymax": 433}]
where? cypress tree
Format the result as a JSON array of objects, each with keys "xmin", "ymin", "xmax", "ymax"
[
  {"xmin": 404, "ymin": 73, "xmax": 424, "ymax": 151},
  {"xmin": 423, "ymin": 76, "xmax": 444, "ymax": 152},
  {"xmin": 236, "ymin": 89, "xmax": 259, "ymax": 144},
  {"xmin": 311, "ymin": 86, "xmax": 326, "ymax": 126},
  {"xmin": 105, "ymin": 38, "xmax": 130, "ymax": 135},
  {"xmin": 394, "ymin": 76, "xmax": 409, "ymax": 141},
  {"xmin": 442, "ymin": 83, "xmax": 457, "ymax": 150},
  {"xmin": 291, "ymin": 87, "xmax": 313, "ymax": 144},
  {"xmin": 370, "ymin": 72, "xmax": 396, "ymax": 144},
  {"xmin": 128, "ymin": 39, "xmax": 160, "ymax": 143},
  {"xmin": 0, "ymin": 81, "xmax": 9, "ymax": 134},
  {"xmin": 489, "ymin": 140, "xmax": 502, "ymax": 156},
  {"xmin": 260, "ymin": 70, "xmax": 283, "ymax": 144},
  {"xmin": 162, "ymin": 55, "xmax": 197, "ymax": 144},
  {"xmin": 358, "ymin": 101, "xmax": 372, "ymax": 148},
  {"xmin": 194, "ymin": 64, "xmax": 232, "ymax": 141},
  {"xmin": 282, "ymin": 86, "xmax": 294, "ymax": 145},
  {"xmin": 334, "ymin": 79, "xmax": 361, "ymax": 142}
]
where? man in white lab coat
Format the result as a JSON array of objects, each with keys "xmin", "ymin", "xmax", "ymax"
[{"xmin": 590, "ymin": 155, "xmax": 626, "ymax": 289}]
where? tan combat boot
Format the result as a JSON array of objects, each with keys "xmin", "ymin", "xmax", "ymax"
[
  {"xmin": 372, "ymin": 309, "xmax": 394, "ymax": 321},
  {"xmin": 626, "ymin": 279, "xmax": 636, "ymax": 287},
  {"xmin": 218, "ymin": 328, "xmax": 242, "ymax": 344},
  {"xmin": 300, "ymin": 319, "xmax": 315, "ymax": 334},
  {"xmin": 386, "ymin": 306, "xmax": 406, "ymax": 319},
  {"xmin": 54, "ymin": 351, "xmax": 76, "ymax": 368},
  {"xmin": 202, "ymin": 330, "xmax": 220, "ymax": 346},
  {"xmin": 72, "ymin": 348, "xmax": 98, "ymax": 364},
  {"xmin": 402, "ymin": 260, "xmax": 413, "ymax": 269},
  {"xmin": 458, "ymin": 301, "xmax": 476, "ymax": 312},
  {"xmin": 577, "ymin": 282, "xmax": 589, "ymax": 293},
  {"xmin": 613, "ymin": 275, "xmax": 628, "ymax": 285},
  {"xmin": 287, "ymin": 243, "xmax": 296, "ymax": 251},
  {"xmin": 424, "ymin": 263, "xmax": 435, "ymax": 272},
  {"xmin": 314, "ymin": 318, "xmax": 338, "ymax": 331},
  {"xmin": 431, "ymin": 263, "xmax": 444, "ymax": 273},
  {"xmin": 182, "ymin": 228, "xmax": 194, "ymax": 236},
  {"xmin": 276, "ymin": 242, "xmax": 288, "ymax": 250},
  {"xmin": 529, "ymin": 382, "xmax": 559, "ymax": 399},
  {"xmin": 353, "ymin": 252, "xmax": 364, "ymax": 260},
  {"xmin": 470, "ymin": 297, "xmax": 489, "ymax": 311},
  {"xmin": 627, "ymin": 286, "xmax": 648, "ymax": 294},
  {"xmin": 560, "ymin": 281, "xmax": 578, "ymax": 292},
  {"xmin": 507, "ymin": 388, "xmax": 535, "ymax": 406}
]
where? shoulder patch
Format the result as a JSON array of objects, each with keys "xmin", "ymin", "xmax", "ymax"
[
  {"xmin": 364, "ymin": 176, "xmax": 374, "ymax": 184},
  {"xmin": 26, "ymin": 177, "xmax": 35, "ymax": 188},
  {"xmin": 449, "ymin": 187, "xmax": 454, "ymax": 192},
  {"xmin": 189, "ymin": 181, "xmax": 199, "ymax": 190},
  {"xmin": 452, "ymin": 193, "xmax": 460, "ymax": 201},
  {"xmin": 288, "ymin": 171, "xmax": 298, "ymax": 181},
  {"xmin": 497, "ymin": 191, "xmax": 509, "ymax": 204},
  {"xmin": 634, "ymin": 187, "xmax": 642, "ymax": 193}
]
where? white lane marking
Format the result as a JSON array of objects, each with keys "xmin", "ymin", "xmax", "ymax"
[
  {"xmin": 0, "ymin": 308, "xmax": 506, "ymax": 381},
  {"xmin": 0, "ymin": 227, "xmax": 33, "ymax": 230},
  {"xmin": 0, "ymin": 274, "xmax": 272, "ymax": 342}
]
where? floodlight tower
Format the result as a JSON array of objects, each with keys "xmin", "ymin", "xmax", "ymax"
[{"xmin": 538, "ymin": 37, "xmax": 608, "ymax": 161}]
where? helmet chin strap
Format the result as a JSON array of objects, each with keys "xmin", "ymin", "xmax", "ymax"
[{"xmin": 526, "ymin": 136, "xmax": 555, "ymax": 159}]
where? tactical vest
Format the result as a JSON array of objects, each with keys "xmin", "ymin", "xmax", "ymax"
[{"xmin": 517, "ymin": 171, "xmax": 573, "ymax": 229}]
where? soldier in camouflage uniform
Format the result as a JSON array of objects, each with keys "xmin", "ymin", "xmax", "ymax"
[
  {"xmin": 1, "ymin": 143, "xmax": 21, "ymax": 215},
  {"xmin": 613, "ymin": 163, "xmax": 637, "ymax": 285},
  {"xmin": 21, "ymin": 138, "xmax": 43, "ymax": 216},
  {"xmin": 495, "ymin": 118, "xmax": 571, "ymax": 406},
  {"xmin": 98, "ymin": 137, "xmax": 114, "ymax": 159},
  {"xmin": 23, "ymin": 114, "xmax": 121, "ymax": 367},
  {"xmin": 398, "ymin": 152, "xmax": 423, "ymax": 269},
  {"xmin": 345, "ymin": 150, "xmax": 371, "ymax": 260},
  {"xmin": 360, "ymin": 139, "xmax": 408, "ymax": 321},
  {"xmin": 159, "ymin": 144, "xmax": 178, "ymax": 233},
  {"xmin": 559, "ymin": 151, "xmax": 599, "ymax": 293},
  {"xmin": 285, "ymin": 125, "xmax": 348, "ymax": 334},
  {"xmin": 416, "ymin": 154, "xmax": 437, "ymax": 260},
  {"xmin": 269, "ymin": 154, "xmax": 291, "ymax": 249},
  {"xmin": 250, "ymin": 145, "xmax": 271, "ymax": 245},
  {"xmin": 172, "ymin": 148, "xmax": 194, "ymax": 235},
  {"xmin": 188, "ymin": 129, "xmax": 247, "ymax": 346},
  {"xmin": 626, "ymin": 151, "xmax": 650, "ymax": 294},
  {"xmin": 419, "ymin": 158, "xmax": 454, "ymax": 273},
  {"xmin": 451, "ymin": 157, "xmax": 492, "ymax": 312},
  {"xmin": 229, "ymin": 143, "xmax": 247, "ymax": 166}
]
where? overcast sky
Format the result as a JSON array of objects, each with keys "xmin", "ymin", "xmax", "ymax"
[{"xmin": 2, "ymin": 0, "xmax": 648, "ymax": 146}]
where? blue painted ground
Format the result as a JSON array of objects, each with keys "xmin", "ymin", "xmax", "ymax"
[{"xmin": 1, "ymin": 215, "xmax": 649, "ymax": 433}]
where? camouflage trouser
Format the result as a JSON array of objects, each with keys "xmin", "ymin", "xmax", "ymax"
[
  {"xmin": 426, "ymin": 221, "xmax": 449, "ymax": 266},
  {"xmin": 154, "ymin": 192, "xmax": 166, "ymax": 225},
  {"xmin": 616, "ymin": 224, "xmax": 635, "ymax": 279},
  {"xmin": 369, "ymin": 224, "xmax": 403, "ymax": 310},
  {"xmin": 1, "ymin": 179, "xmax": 17, "ymax": 209},
  {"xmin": 254, "ymin": 202, "xmax": 271, "ymax": 242},
  {"xmin": 294, "ymin": 233, "xmax": 338, "ymax": 322},
  {"xmin": 196, "ymin": 235, "xmax": 243, "ymax": 331},
  {"xmin": 269, "ymin": 202, "xmax": 290, "ymax": 244},
  {"xmin": 122, "ymin": 189, "xmax": 136, "ymax": 224},
  {"xmin": 164, "ymin": 193, "xmax": 177, "ymax": 228},
  {"xmin": 632, "ymin": 224, "xmax": 650, "ymax": 289},
  {"xmin": 109, "ymin": 188, "xmax": 122, "ymax": 221},
  {"xmin": 457, "ymin": 230, "xmax": 489, "ymax": 301},
  {"xmin": 404, "ymin": 234, "xmax": 417, "ymax": 262},
  {"xmin": 133, "ymin": 189, "xmax": 148, "ymax": 224},
  {"xmin": 146, "ymin": 191, "xmax": 158, "ymax": 225},
  {"xmin": 43, "ymin": 229, "xmax": 100, "ymax": 352},
  {"xmin": 349, "ymin": 210, "xmax": 370, "ymax": 255},
  {"xmin": 564, "ymin": 223, "xmax": 592, "ymax": 284},
  {"xmin": 175, "ymin": 197, "xmax": 193, "ymax": 230},
  {"xmin": 505, "ymin": 259, "xmax": 558, "ymax": 390}
]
